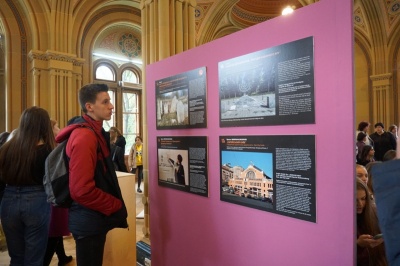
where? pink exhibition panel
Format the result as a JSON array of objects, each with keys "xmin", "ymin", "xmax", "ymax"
[{"xmin": 147, "ymin": 0, "xmax": 354, "ymax": 265}]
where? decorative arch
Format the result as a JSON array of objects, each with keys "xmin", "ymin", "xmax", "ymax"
[
  {"xmin": 196, "ymin": 1, "xmax": 237, "ymax": 45},
  {"xmin": 120, "ymin": 63, "xmax": 142, "ymax": 84},
  {"xmin": 1, "ymin": 0, "xmax": 30, "ymax": 124},
  {"xmin": 75, "ymin": 7, "xmax": 141, "ymax": 85}
]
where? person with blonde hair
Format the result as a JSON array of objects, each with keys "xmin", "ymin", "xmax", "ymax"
[{"xmin": 109, "ymin": 126, "xmax": 126, "ymax": 153}]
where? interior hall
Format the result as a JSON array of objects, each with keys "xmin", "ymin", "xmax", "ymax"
[{"xmin": 0, "ymin": 0, "xmax": 399, "ymax": 265}]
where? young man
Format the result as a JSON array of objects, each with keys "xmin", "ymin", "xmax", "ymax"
[
  {"xmin": 369, "ymin": 122, "xmax": 397, "ymax": 161},
  {"xmin": 56, "ymin": 83, "xmax": 128, "ymax": 265}
]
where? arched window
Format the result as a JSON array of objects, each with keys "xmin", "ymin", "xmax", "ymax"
[
  {"xmin": 122, "ymin": 69, "xmax": 139, "ymax": 83},
  {"xmin": 95, "ymin": 65, "xmax": 116, "ymax": 81},
  {"xmin": 93, "ymin": 60, "xmax": 142, "ymax": 154},
  {"xmin": 246, "ymin": 171, "xmax": 256, "ymax": 179}
]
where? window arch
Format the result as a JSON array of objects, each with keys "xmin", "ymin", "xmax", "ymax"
[
  {"xmin": 93, "ymin": 59, "xmax": 142, "ymax": 154},
  {"xmin": 246, "ymin": 171, "xmax": 256, "ymax": 179},
  {"xmin": 95, "ymin": 64, "xmax": 116, "ymax": 81},
  {"xmin": 122, "ymin": 69, "xmax": 139, "ymax": 83}
]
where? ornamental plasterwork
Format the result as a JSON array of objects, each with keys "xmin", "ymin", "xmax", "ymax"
[
  {"xmin": 195, "ymin": 3, "xmax": 212, "ymax": 32},
  {"xmin": 371, "ymin": 73, "xmax": 392, "ymax": 82},
  {"xmin": 354, "ymin": 6, "xmax": 368, "ymax": 34},
  {"xmin": 28, "ymin": 50, "xmax": 84, "ymax": 65},
  {"xmin": 97, "ymin": 32, "xmax": 141, "ymax": 59},
  {"xmin": 99, "ymin": 33, "xmax": 119, "ymax": 53},
  {"xmin": 384, "ymin": 0, "xmax": 400, "ymax": 32},
  {"xmin": 118, "ymin": 33, "xmax": 141, "ymax": 58}
]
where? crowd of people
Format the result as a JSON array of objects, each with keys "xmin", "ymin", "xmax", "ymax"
[
  {"xmin": 355, "ymin": 121, "xmax": 399, "ymax": 266},
  {"xmin": 0, "ymin": 83, "xmax": 148, "ymax": 265},
  {"xmin": 1, "ymin": 85, "xmax": 398, "ymax": 265}
]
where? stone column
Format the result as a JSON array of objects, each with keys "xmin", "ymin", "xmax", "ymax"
[
  {"xmin": 371, "ymin": 73, "xmax": 393, "ymax": 127},
  {"xmin": 28, "ymin": 50, "xmax": 83, "ymax": 127},
  {"xmin": 140, "ymin": 0, "xmax": 197, "ymax": 240}
]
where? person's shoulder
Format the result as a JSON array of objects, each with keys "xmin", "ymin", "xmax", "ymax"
[{"xmin": 69, "ymin": 127, "xmax": 96, "ymax": 145}]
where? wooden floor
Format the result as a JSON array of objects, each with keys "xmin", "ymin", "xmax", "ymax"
[{"xmin": 0, "ymin": 182, "xmax": 148, "ymax": 266}]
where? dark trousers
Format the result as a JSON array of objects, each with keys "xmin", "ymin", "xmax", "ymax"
[
  {"xmin": 75, "ymin": 233, "xmax": 107, "ymax": 266},
  {"xmin": 43, "ymin": 236, "xmax": 68, "ymax": 266},
  {"xmin": 137, "ymin": 165, "xmax": 143, "ymax": 187}
]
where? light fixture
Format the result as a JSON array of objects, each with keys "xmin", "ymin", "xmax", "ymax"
[
  {"xmin": 282, "ymin": 6, "xmax": 294, "ymax": 15},
  {"xmin": 92, "ymin": 52, "xmax": 142, "ymax": 65}
]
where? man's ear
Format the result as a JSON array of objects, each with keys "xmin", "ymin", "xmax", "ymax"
[{"xmin": 85, "ymin": 102, "xmax": 93, "ymax": 112}]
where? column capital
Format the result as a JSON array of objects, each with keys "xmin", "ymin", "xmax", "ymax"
[{"xmin": 371, "ymin": 73, "xmax": 392, "ymax": 88}]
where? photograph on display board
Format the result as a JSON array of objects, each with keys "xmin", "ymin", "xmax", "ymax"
[
  {"xmin": 219, "ymin": 36, "xmax": 315, "ymax": 127},
  {"xmin": 158, "ymin": 136, "xmax": 208, "ymax": 197},
  {"xmin": 220, "ymin": 135, "xmax": 316, "ymax": 222},
  {"xmin": 156, "ymin": 67, "xmax": 207, "ymax": 129}
]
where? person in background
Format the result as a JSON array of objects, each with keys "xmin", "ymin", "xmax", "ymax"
[
  {"xmin": 0, "ymin": 132, "xmax": 9, "ymax": 202},
  {"xmin": 356, "ymin": 164, "xmax": 369, "ymax": 186},
  {"xmin": 356, "ymin": 132, "xmax": 367, "ymax": 162},
  {"xmin": 128, "ymin": 136, "xmax": 143, "ymax": 193},
  {"xmin": 109, "ymin": 126, "xmax": 126, "ymax": 153},
  {"xmin": 175, "ymin": 154, "xmax": 185, "ymax": 185},
  {"xmin": 382, "ymin": 149, "xmax": 396, "ymax": 162},
  {"xmin": 357, "ymin": 145, "xmax": 375, "ymax": 166},
  {"xmin": 43, "ymin": 119, "xmax": 73, "ymax": 266},
  {"xmin": 0, "ymin": 106, "xmax": 56, "ymax": 265},
  {"xmin": 370, "ymin": 122, "xmax": 396, "ymax": 161},
  {"xmin": 356, "ymin": 178, "xmax": 387, "ymax": 266},
  {"xmin": 388, "ymin": 124, "xmax": 398, "ymax": 140},
  {"xmin": 55, "ymin": 83, "xmax": 128, "ymax": 266},
  {"xmin": 111, "ymin": 141, "xmax": 128, "ymax": 172},
  {"xmin": 357, "ymin": 121, "xmax": 373, "ymax": 146}
]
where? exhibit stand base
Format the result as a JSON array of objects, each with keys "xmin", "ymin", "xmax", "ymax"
[{"xmin": 103, "ymin": 171, "xmax": 136, "ymax": 265}]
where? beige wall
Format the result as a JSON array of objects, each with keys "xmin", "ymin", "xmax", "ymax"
[{"xmin": 354, "ymin": 42, "xmax": 371, "ymax": 131}]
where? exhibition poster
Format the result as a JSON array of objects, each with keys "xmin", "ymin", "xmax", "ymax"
[
  {"xmin": 158, "ymin": 136, "xmax": 208, "ymax": 197},
  {"xmin": 219, "ymin": 36, "xmax": 315, "ymax": 127},
  {"xmin": 220, "ymin": 135, "xmax": 316, "ymax": 222},
  {"xmin": 156, "ymin": 67, "xmax": 207, "ymax": 129}
]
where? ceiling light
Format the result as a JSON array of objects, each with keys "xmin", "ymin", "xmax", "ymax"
[{"xmin": 282, "ymin": 6, "xmax": 294, "ymax": 15}]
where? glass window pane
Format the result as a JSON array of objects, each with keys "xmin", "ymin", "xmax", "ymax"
[
  {"xmin": 122, "ymin": 91, "xmax": 140, "ymax": 154},
  {"xmin": 96, "ymin": 65, "xmax": 115, "ymax": 81},
  {"xmin": 122, "ymin": 70, "xmax": 138, "ymax": 83}
]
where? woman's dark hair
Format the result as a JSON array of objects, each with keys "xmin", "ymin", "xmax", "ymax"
[
  {"xmin": 177, "ymin": 154, "xmax": 182, "ymax": 163},
  {"xmin": 0, "ymin": 106, "xmax": 56, "ymax": 184},
  {"xmin": 356, "ymin": 179, "xmax": 387, "ymax": 265},
  {"xmin": 357, "ymin": 121, "xmax": 370, "ymax": 131},
  {"xmin": 357, "ymin": 132, "xmax": 367, "ymax": 141},
  {"xmin": 359, "ymin": 145, "xmax": 374, "ymax": 162},
  {"xmin": 135, "ymin": 136, "xmax": 142, "ymax": 141}
]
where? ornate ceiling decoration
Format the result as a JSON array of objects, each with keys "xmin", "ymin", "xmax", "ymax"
[{"xmin": 231, "ymin": 0, "xmax": 303, "ymax": 27}]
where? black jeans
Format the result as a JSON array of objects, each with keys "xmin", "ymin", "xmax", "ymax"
[
  {"xmin": 75, "ymin": 233, "xmax": 107, "ymax": 266},
  {"xmin": 137, "ymin": 165, "xmax": 144, "ymax": 187}
]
